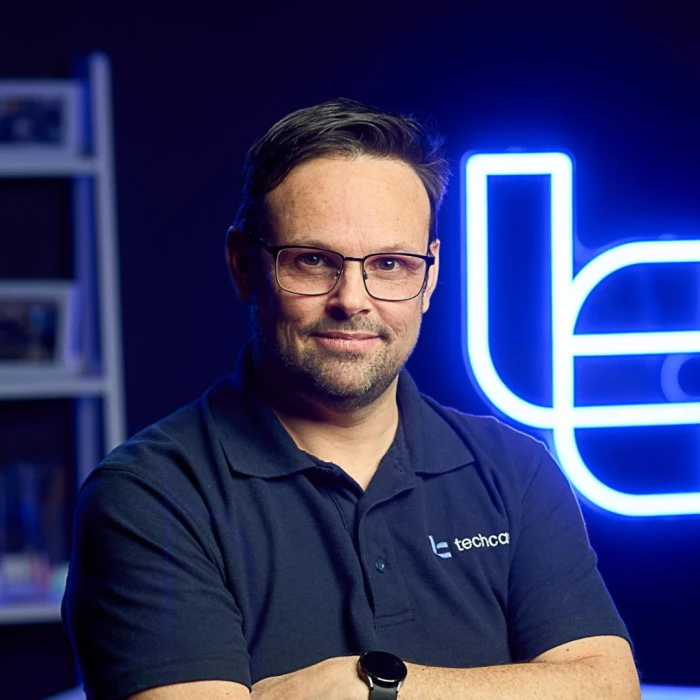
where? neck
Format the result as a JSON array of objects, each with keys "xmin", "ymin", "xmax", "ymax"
[{"xmin": 252, "ymin": 357, "xmax": 400, "ymax": 490}]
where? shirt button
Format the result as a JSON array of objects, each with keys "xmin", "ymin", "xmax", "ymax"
[{"xmin": 375, "ymin": 558, "xmax": 387, "ymax": 572}]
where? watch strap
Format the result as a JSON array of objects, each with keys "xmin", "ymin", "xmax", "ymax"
[{"xmin": 369, "ymin": 684, "xmax": 400, "ymax": 700}]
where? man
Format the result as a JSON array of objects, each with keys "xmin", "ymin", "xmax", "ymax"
[{"xmin": 63, "ymin": 99, "xmax": 640, "ymax": 699}]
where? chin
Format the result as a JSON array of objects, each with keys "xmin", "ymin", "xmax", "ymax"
[
  {"xmin": 264, "ymin": 334, "xmax": 406, "ymax": 401},
  {"xmin": 305, "ymin": 365, "xmax": 400, "ymax": 409}
]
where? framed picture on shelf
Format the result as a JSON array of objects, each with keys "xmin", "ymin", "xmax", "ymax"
[
  {"xmin": 0, "ymin": 280, "xmax": 81, "ymax": 377},
  {"xmin": 0, "ymin": 81, "xmax": 80, "ymax": 155}
]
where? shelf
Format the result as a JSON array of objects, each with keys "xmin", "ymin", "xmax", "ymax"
[
  {"xmin": 0, "ymin": 154, "xmax": 99, "ymax": 178},
  {"xmin": 0, "ymin": 53, "xmax": 126, "ymax": 626},
  {"xmin": 0, "ymin": 375, "xmax": 108, "ymax": 400},
  {"xmin": 0, "ymin": 600, "xmax": 62, "ymax": 625}
]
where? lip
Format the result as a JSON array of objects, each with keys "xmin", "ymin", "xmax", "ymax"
[
  {"xmin": 315, "ymin": 332, "xmax": 378, "ymax": 340},
  {"xmin": 313, "ymin": 332, "xmax": 380, "ymax": 351}
]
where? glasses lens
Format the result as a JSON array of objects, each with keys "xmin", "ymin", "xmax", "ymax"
[
  {"xmin": 364, "ymin": 254, "xmax": 428, "ymax": 300},
  {"xmin": 276, "ymin": 248, "xmax": 342, "ymax": 294}
]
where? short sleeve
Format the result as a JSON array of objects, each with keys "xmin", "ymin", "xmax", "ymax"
[
  {"xmin": 62, "ymin": 467, "xmax": 251, "ymax": 700},
  {"xmin": 505, "ymin": 438, "xmax": 630, "ymax": 661}
]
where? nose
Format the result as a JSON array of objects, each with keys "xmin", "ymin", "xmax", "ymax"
[{"xmin": 325, "ymin": 260, "xmax": 372, "ymax": 318}]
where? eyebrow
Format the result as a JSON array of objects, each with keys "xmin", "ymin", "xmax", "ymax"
[{"xmin": 286, "ymin": 238, "xmax": 424, "ymax": 254}]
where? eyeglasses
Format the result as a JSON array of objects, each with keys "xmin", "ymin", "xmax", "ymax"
[{"xmin": 250, "ymin": 235, "xmax": 435, "ymax": 301}]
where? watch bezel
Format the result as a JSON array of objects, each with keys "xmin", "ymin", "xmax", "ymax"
[{"xmin": 359, "ymin": 650, "xmax": 408, "ymax": 685}]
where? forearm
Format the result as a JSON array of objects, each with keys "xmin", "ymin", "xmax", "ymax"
[
  {"xmin": 400, "ymin": 657, "xmax": 641, "ymax": 700},
  {"xmin": 251, "ymin": 653, "xmax": 640, "ymax": 700}
]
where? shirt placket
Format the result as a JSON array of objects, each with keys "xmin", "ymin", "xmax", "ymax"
[{"xmin": 357, "ymin": 480, "xmax": 416, "ymax": 629}]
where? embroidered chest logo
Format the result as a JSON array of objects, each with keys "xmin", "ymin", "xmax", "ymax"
[{"xmin": 429, "ymin": 532, "xmax": 510, "ymax": 558}]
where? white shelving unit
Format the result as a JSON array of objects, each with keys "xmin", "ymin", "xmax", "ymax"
[{"xmin": 0, "ymin": 53, "xmax": 125, "ymax": 624}]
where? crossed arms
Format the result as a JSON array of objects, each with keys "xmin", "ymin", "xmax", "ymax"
[{"xmin": 129, "ymin": 635, "xmax": 640, "ymax": 700}]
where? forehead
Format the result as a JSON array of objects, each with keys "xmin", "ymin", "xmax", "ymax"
[{"xmin": 263, "ymin": 156, "xmax": 431, "ymax": 251}]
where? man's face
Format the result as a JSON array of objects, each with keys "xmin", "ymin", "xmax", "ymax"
[{"xmin": 247, "ymin": 155, "xmax": 439, "ymax": 410}]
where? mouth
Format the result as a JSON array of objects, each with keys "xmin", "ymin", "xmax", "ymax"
[{"xmin": 312, "ymin": 332, "xmax": 381, "ymax": 352}]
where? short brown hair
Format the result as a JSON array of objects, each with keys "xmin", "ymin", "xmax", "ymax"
[{"xmin": 233, "ymin": 98, "xmax": 450, "ymax": 244}]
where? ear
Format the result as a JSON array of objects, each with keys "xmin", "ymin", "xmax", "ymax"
[
  {"xmin": 421, "ymin": 239, "xmax": 440, "ymax": 313},
  {"xmin": 225, "ymin": 227, "xmax": 254, "ymax": 304}
]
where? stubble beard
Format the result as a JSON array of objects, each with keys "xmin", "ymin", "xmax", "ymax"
[{"xmin": 251, "ymin": 310, "xmax": 421, "ymax": 413}]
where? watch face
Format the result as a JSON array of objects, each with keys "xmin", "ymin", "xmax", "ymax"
[{"xmin": 361, "ymin": 651, "xmax": 408, "ymax": 684}]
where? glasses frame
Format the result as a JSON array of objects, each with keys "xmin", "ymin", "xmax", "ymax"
[{"xmin": 249, "ymin": 234, "xmax": 436, "ymax": 301}]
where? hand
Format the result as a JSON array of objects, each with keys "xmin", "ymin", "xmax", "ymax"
[{"xmin": 251, "ymin": 656, "xmax": 367, "ymax": 700}]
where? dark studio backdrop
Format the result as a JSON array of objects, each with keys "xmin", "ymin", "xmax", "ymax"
[{"xmin": 1, "ymin": 1, "xmax": 699, "ymax": 697}]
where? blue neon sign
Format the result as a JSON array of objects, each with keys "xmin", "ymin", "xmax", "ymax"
[{"xmin": 462, "ymin": 152, "xmax": 700, "ymax": 517}]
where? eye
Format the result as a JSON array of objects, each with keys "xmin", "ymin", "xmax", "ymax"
[
  {"xmin": 290, "ymin": 251, "xmax": 338, "ymax": 271},
  {"xmin": 374, "ymin": 257, "xmax": 404, "ymax": 271},
  {"xmin": 298, "ymin": 253, "xmax": 325, "ymax": 267}
]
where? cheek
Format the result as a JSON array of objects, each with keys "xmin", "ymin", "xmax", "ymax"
[
  {"xmin": 277, "ymin": 295, "xmax": 321, "ymax": 324},
  {"xmin": 258, "ymin": 289, "xmax": 324, "ymax": 335},
  {"xmin": 380, "ymin": 302, "xmax": 423, "ymax": 339}
]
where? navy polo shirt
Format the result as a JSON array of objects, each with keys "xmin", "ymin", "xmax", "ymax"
[{"xmin": 63, "ymin": 349, "xmax": 629, "ymax": 700}]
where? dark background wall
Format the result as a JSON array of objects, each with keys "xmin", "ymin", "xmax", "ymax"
[{"xmin": 2, "ymin": 1, "xmax": 700, "ymax": 697}]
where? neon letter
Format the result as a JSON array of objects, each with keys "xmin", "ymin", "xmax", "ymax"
[{"xmin": 463, "ymin": 151, "xmax": 700, "ymax": 516}]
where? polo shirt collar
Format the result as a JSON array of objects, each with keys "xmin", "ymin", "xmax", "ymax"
[
  {"xmin": 207, "ymin": 348, "xmax": 313, "ymax": 478},
  {"xmin": 208, "ymin": 344, "xmax": 473, "ymax": 479},
  {"xmin": 394, "ymin": 366, "xmax": 475, "ymax": 475}
]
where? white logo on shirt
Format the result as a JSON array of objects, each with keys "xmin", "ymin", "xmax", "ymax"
[
  {"xmin": 453, "ymin": 532, "xmax": 510, "ymax": 551},
  {"xmin": 429, "ymin": 532, "xmax": 510, "ymax": 557},
  {"xmin": 429, "ymin": 535, "xmax": 452, "ymax": 559}
]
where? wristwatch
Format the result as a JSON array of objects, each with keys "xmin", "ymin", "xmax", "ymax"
[{"xmin": 358, "ymin": 650, "xmax": 408, "ymax": 699}]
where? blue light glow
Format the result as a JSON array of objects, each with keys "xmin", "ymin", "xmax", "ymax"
[
  {"xmin": 463, "ymin": 151, "xmax": 700, "ymax": 517},
  {"xmin": 641, "ymin": 685, "xmax": 700, "ymax": 699}
]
